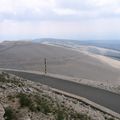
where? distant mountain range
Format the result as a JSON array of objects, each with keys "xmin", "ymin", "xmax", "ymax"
[{"xmin": 33, "ymin": 38, "xmax": 120, "ymax": 51}]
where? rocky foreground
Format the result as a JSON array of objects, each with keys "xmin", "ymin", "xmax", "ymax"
[{"xmin": 0, "ymin": 72, "xmax": 119, "ymax": 120}]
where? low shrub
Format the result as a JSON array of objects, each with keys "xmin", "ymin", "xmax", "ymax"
[
  {"xmin": 4, "ymin": 107, "xmax": 17, "ymax": 120},
  {"xmin": 17, "ymin": 93, "xmax": 32, "ymax": 108}
]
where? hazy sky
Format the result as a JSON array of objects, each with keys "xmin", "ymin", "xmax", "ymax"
[{"xmin": 0, "ymin": 0, "xmax": 120, "ymax": 41}]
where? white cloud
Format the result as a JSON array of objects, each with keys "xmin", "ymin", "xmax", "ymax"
[
  {"xmin": 0, "ymin": 0, "xmax": 55, "ymax": 15},
  {"xmin": 53, "ymin": 8, "xmax": 78, "ymax": 15},
  {"xmin": 1, "ymin": 18, "xmax": 120, "ymax": 36},
  {"xmin": 87, "ymin": 0, "xmax": 120, "ymax": 15},
  {"xmin": 0, "ymin": 0, "xmax": 120, "ymax": 20},
  {"xmin": 0, "ymin": 0, "xmax": 120, "ymax": 40}
]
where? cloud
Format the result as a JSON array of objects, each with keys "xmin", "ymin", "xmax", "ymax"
[
  {"xmin": 53, "ymin": 8, "xmax": 78, "ymax": 16},
  {"xmin": 1, "ymin": 18, "xmax": 120, "ymax": 37},
  {"xmin": 0, "ymin": 0, "xmax": 120, "ymax": 22},
  {"xmin": 0, "ymin": 0, "xmax": 54, "ymax": 13},
  {"xmin": 0, "ymin": 0, "xmax": 120, "ymax": 40}
]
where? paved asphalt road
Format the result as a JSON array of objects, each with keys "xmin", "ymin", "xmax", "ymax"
[{"xmin": 4, "ymin": 70, "xmax": 120, "ymax": 114}]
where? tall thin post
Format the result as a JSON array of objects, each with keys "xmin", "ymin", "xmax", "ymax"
[{"xmin": 44, "ymin": 58, "xmax": 47, "ymax": 74}]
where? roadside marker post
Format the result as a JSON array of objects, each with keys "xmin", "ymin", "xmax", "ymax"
[{"xmin": 44, "ymin": 58, "xmax": 47, "ymax": 74}]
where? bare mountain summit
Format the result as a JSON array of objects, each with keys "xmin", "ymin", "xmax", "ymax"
[{"xmin": 0, "ymin": 41, "xmax": 120, "ymax": 83}]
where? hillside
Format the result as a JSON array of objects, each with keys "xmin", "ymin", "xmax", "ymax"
[
  {"xmin": 34, "ymin": 38, "xmax": 120, "ymax": 51},
  {"xmin": 0, "ymin": 71, "xmax": 118, "ymax": 120},
  {"xmin": 0, "ymin": 41, "xmax": 120, "ymax": 83}
]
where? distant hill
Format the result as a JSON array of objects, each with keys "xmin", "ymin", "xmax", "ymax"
[
  {"xmin": 33, "ymin": 38, "xmax": 120, "ymax": 51},
  {"xmin": 33, "ymin": 38, "xmax": 120, "ymax": 60},
  {"xmin": 77, "ymin": 40, "xmax": 120, "ymax": 51}
]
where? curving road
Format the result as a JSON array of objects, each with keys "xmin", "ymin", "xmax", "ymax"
[{"xmin": 3, "ymin": 70, "xmax": 120, "ymax": 114}]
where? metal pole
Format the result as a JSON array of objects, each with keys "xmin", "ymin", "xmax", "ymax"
[{"xmin": 44, "ymin": 58, "xmax": 47, "ymax": 74}]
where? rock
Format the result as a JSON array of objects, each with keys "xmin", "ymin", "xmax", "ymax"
[
  {"xmin": 0, "ymin": 104, "xmax": 5, "ymax": 120},
  {"xmin": 22, "ymin": 87, "xmax": 27, "ymax": 92},
  {"xmin": 1, "ymin": 85, "xmax": 7, "ymax": 89},
  {"xmin": 6, "ymin": 83, "xmax": 12, "ymax": 87},
  {"xmin": 18, "ymin": 116, "xmax": 31, "ymax": 120},
  {"xmin": 26, "ymin": 87, "xmax": 33, "ymax": 92}
]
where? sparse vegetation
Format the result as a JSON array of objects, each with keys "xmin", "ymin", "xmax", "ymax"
[
  {"xmin": 0, "ymin": 72, "xmax": 24, "ymax": 86},
  {"xmin": 55, "ymin": 108, "xmax": 66, "ymax": 120},
  {"xmin": 0, "ymin": 72, "xmax": 7, "ymax": 82},
  {"xmin": 106, "ymin": 118, "xmax": 115, "ymax": 120},
  {"xmin": 17, "ymin": 93, "xmax": 32, "ymax": 108},
  {"xmin": 17, "ymin": 93, "xmax": 53, "ymax": 114},
  {"xmin": 0, "ymin": 72, "xmax": 117, "ymax": 120},
  {"xmin": 16, "ymin": 93, "xmax": 91, "ymax": 120},
  {"xmin": 4, "ymin": 107, "xmax": 17, "ymax": 120}
]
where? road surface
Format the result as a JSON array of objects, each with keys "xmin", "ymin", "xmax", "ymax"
[{"xmin": 3, "ymin": 70, "xmax": 120, "ymax": 114}]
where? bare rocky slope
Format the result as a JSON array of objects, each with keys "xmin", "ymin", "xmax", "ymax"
[
  {"xmin": 0, "ymin": 71, "xmax": 119, "ymax": 120},
  {"xmin": 0, "ymin": 41, "xmax": 120, "ymax": 84}
]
